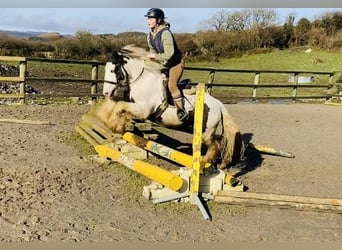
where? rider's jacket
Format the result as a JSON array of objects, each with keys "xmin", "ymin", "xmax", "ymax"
[{"xmin": 147, "ymin": 24, "xmax": 182, "ymax": 69}]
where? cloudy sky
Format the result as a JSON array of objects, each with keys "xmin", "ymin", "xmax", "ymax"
[{"xmin": 0, "ymin": 8, "xmax": 340, "ymax": 35}]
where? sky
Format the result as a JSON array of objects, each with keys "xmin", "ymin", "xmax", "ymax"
[{"xmin": 0, "ymin": 8, "xmax": 341, "ymax": 35}]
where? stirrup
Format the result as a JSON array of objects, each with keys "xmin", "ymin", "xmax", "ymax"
[{"xmin": 177, "ymin": 108, "xmax": 189, "ymax": 122}]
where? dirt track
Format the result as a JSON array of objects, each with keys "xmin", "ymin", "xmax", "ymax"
[{"xmin": 0, "ymin": 102, "xmax": 341, "ymax": 242}]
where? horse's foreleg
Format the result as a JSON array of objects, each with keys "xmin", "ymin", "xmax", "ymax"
[
  {"xmin": 107, "ymin": 101, "xmax": 148, "ymax": 134},
  {"xmin": 96, "ymin": 98, "xmax": 117, "ymax": 127}
]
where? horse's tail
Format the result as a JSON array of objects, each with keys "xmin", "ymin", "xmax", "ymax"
[{"xmin": 218, "ymin": 102, "xmax": 244, "ymax": 168}]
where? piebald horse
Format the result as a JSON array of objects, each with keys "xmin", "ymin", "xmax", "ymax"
[{"xmin": 96, "ymin": 45, "xmax": 243, "ymax": 169}]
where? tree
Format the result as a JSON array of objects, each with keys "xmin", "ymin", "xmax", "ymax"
[
  {"xmin": 250, "ymin": 8, "xmax": 278, "ymax": 29},
  {"xmin": 320, "ymin": 11, "xmax": 342, "ymax": 35},
  {"xmin": 203, "ymin": 8, "xmax": 278, "ymax": 32},
  {"xmin": 203, "ymin": 10, "xmax": 229, "ymax": 31},
  {"xmin": 281, "ymin": 15, "xmax": 296, "ymax": 48},
  {"xmin": 296, "ymin": 18, "xmax": 311, "ymax": 45}
]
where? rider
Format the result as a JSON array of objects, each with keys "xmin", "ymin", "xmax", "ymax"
[{"xmin": 144, "ymin": 8, "xmax": 189, "ymax": 122}]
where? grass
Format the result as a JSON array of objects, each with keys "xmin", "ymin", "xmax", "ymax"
[
  {"xmin": 67, "ymin": 130, "xmax": 97, "ymax": 156},
  {"xmin": 184, "ymin": 48, "xmax": 342, "ymax": 83},
  {"xmin": 185, "ymin": 48, "xmax": 342, "ymax": 71},
  {"xmin": 181, "ymin": 48, "xmax": 342, "ymax": 100}
]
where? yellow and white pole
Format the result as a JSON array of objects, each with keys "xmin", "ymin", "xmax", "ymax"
[
  {"xmin": 95, "ymin": 144, "xmax": 184, "ymax": 192},
  {"xmin": 249, "ymin": 143, "xmax": 295, "ymax": 158},
  {"xmin": 122, "ymin": 132, "xmax": 211, "ymax": 171}
]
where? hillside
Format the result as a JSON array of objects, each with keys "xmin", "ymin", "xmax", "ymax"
[{"xmin": 0, "ymin": 30, "xmax": 45, "ymax": 38}]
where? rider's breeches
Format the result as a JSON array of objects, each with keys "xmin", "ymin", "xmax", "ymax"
[{"xmin": 168, "ymin": 60, "xmax": 185, "ymax": 109}]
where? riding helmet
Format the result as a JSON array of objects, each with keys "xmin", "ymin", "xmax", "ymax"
[{"xmin": 144, "ymin": 8, "xmax": 165, "ymax": 19}]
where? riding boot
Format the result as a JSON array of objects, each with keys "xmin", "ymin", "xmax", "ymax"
[
  {"xmin": 177, "ymin": 108, "xmax": 189, "ymax": 122},
  {"xmin": 173, "ymin": 94, "xmax": 189, "ymax": 122}
]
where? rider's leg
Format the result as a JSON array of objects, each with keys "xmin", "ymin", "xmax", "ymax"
[{"xmin": 168, "ymin": 61, "xmax": 188, "ymax": 121}]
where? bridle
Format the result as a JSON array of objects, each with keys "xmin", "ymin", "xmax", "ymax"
[{"xmin": 106, "ymin": 50, "xmax": 145, "ymax": 101}]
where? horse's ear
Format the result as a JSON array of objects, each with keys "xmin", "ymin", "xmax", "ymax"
[{"xmin": 110, "ymin": 50, "xmax": 121, "ymax": 64}]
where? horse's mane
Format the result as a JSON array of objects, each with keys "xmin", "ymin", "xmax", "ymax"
[{"xmin": 120, "ymin": 44, "xmax": 164, "ymax": 73}]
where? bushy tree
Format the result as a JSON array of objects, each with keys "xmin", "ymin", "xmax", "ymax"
[
  {"xmin": 320, "ymin": 11, "xmax": 342, "ymax": 35},
  {"xmin": 295, "ymin": 18, "xmax": 311, "ymax": 45}
]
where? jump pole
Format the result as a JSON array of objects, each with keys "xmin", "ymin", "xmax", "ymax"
[
  {"xmin": 122, "ymin": 132, "xmax": 209, "ymax": 170},
  {"xmin": 95, "ymin": 144, "xmax": 184, "ymax": 192},
  {"xmin": 248, "ymin": 143, "xmax": 295, "ymax": 158}
]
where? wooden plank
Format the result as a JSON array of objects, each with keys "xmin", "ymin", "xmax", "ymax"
[
  {"xmin": 0, "ymin": 56, "xmax": 26, "ymax": 62},
  {"xmin": 27, "ymin": 57, "xmax": 105, "ymax": 65},
  {"xmin": 184, "ymin": 66, "xmax": 334, "ymax": 75},
  {"xmin": 78, "ymin": 123, "xmax": 108, "ymax": 145},
  {"xmin": 81, "ymin": 115, "xmax": 117, "ymax": 140},
  {"xmin": 0, "ymin": 77, "xmax": 24, "ymax": 82},
  {"xmin": 75, "ymin": 125, "xmax": 100, "ymax": 147},
  {"xmin": 26, "ymin": 77, "xmax": 97, "ymax": 83},
  {"xmin": 0, "ymin": 94, "xmax": 24, "ymax": 99},
  {"xmin": 134, "ymin": 122, "xmax": 152, "ymax": 131},
  {"xmin": 215, "ymin": 190, "xmax": 342, "ymax": 213},
  {"xmin": 0, "ymin": 118, "xmax": 52, "ymax": 125}
]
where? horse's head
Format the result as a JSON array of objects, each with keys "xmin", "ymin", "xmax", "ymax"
[{"xmin": 103, "ymin": 45, "xmax": 164, "ymax": 99}]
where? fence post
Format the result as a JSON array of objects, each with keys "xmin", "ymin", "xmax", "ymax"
[
  {"xmin": 332, "ymin": 72, "xmax": 342, "ymax": 101},
  {"xmin": 206, "ymin": 70, "xmax": 215, "ymax": 94},
  {"xmin": 292, "ymin": 73, "xmax": 299, "ymax": 101},
  {"xmin": 90, "ymin": 63, "xmax": 99, "ymax": 104},
  {"xmin": 252, "ymin": 72, "xmax": 260, "ymax": 102},
  {"xmin": 19, "ymin": 60, "xmax": 27, "ymax": 104},
  {"xmin": 329, "ymin": 72, "xmax": 334, "ymax": 85},
  {"xmin": 326, "ymin": 72, "xmax": 336, "ymax": 101}
]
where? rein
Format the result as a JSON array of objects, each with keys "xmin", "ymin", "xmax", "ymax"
[{"xmin": 103, "ymin": 79, "xmax": 119, "ymax": 85}]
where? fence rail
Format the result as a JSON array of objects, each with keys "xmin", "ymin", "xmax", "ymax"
[
  {"xmin": 185, "ymin": 66, "xmax": 340, "ymax": 102},
  {"xmin": 0, "ymin": 56, "xmax": 341, "ymax": 103}
]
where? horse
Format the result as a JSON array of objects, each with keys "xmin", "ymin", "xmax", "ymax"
[{"xmin": 96, "ymin": 45, "xmax": 243, "ymax": 169}]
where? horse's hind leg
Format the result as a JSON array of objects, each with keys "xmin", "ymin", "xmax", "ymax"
[
  {"xmin": 203, "ymin": 140, "xmax": 219, "ymax": 166},
  {"xmin": 202, "ymin": 129, "xmax": 220, "ymax": 166}
]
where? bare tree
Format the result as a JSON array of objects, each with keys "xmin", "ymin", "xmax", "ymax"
[
  {"xmin": 227, "ymin": 9, "xmax": 252, "ymax": 31},
  {"xmin": 202, "ymin": 8, "xmax": 278, "ymax": 32},
  {"xmin": 203, "ymin": 10, "xmax": 229, "ymax": 31},
  {"xmin": 250, "ymin": 8, "xmax": 278, "ymax": 29},
  {"xmin": 249, "ymin": 9, "xmax": 279, "ymax": 47}
]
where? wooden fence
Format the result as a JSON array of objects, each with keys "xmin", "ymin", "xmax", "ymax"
[
  {"xmin": 0, "ymin": 56, "xmax": 341, "ymax": 103},
  {"xmin": 186, "ymin": 67, "xmax": 341, "ymax": 102},
  {"xmin": 0, "ymin": 56, "xmax": 105, "ymax": 103}
]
